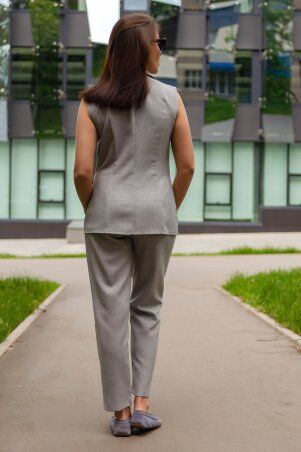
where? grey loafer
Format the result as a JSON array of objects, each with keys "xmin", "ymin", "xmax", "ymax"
[
  {"xmin": 110, "ymin": 416, "xmax": 132, "ymax": 436},
  {"xmin": 130, "ymin": 409, "xmax": 162, "ymax": 430}
]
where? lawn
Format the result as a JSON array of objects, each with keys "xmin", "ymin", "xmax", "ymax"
[
  {"xmin": 0, "ymin": 276, "xmax": 60, "ymax": 343},
  {"xmin": 223, "ymin": 267, "xmax": 301, "ymax": 335},
  {"xmin": 1, "ymin": 246, "xmax": 301, "ymax": 259}
]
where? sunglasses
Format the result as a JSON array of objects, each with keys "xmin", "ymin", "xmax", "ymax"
[{"xmin": 153, "ymin": 37, "xmax": 167, "ymax": 53}]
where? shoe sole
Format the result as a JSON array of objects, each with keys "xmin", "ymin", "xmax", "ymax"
[
  {"xmin": 131, "ymin": 421, "xmax": 161, "ymax": 430},
  {"xmin": 111, "ymin": 429, "xmax": 131, "ymax": 436}
]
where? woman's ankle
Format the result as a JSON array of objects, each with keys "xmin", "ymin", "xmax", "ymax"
[
  {"xmin": 134, "ymin": 395, "xmax": 150, "ymax": 411},
  {"xmin": 114, "ymin": 405, "xmax": 131, "ymax": 420}
]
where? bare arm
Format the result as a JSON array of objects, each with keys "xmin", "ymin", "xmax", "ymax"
[
  {"xmin": 73, "ymin": 99, "xmax": 97, "ymax": 213},
  {"xmin": 171, "ymin": 93, "xmax": 195, "ymax": 210}
]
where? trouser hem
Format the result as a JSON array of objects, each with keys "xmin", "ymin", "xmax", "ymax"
[
  {"xmin": 103, "ymin": 399, "xmax": 132, "ymax": 413},
  {"xmin": 131, "ymin": 389, "xmax": 151, "ymax": 397}
]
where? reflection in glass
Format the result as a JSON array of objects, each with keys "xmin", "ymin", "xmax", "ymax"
[
  {"xmin": 28, "ymin": 0, "xmax": 63, "ymax": 137},
  {"xmin": 262, "ymin": 53, "xmax": 292, "ymax": 115},
  {"xmin": 176, "ymin": 49, "xmax": 203, "ymax": 92},
  {"xmin": 262, "ymin": 0, "xmax": 293, "ymax": 141},
  {"xmin": 184, "ymin": 69, "xmax": 201, "ymax": 89},
  {"xmin": 234, "ymin": 51, "xmax": 252, "ymax": 103},
  {"xmin": 11, "ymin": 0, "xmax": 30, "ymax": 8},
  {"xmin": 11, "ymin": 48, "xmax": 35, "ymax": 100},
  {"xmin": 204, "ymin": 49, "xmax": 235, "ymax": 141},
  {"xmin": 208, "ymin": 1, "xmax": 238, "ymax": 51},
  {"xmin": 291, "ymin": 52, "xmax": 301, "ymax": 103},
  {"xmin": 67, "ymin": 49, "xmax": 86, "ymax": 99},
  {"xmin": 92, "ymin": 44, "xmax": 107, "ymax": 79},
  {"xmin": 204, "ymin": 50, "xmax": 252, "ymax": 140},
  {"xmin": 124, "ymin": 0, "xmax": 148, "ymax": 11},
  {"xmin": 262, "ymin": 0, "xmax": 293, "ymax": 115},
  {"xmin": 68, "ymin": 0, "xmax": 87, "ymax": 10},
  {"xmin": 208, "ymin": 0, "xmax": 253, "ymax": 14},
  {"xmin": 150, "ymin": 1, "xmax": 179, "ymax": 53},
  {"xmin": 0, "ymin": 1, "xmax": 9, "ymax": 98}
]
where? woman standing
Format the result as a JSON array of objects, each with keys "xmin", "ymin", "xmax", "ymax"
[{"xmin": 74, "ymin": 12, "xmax": 194, "ymax": 437}]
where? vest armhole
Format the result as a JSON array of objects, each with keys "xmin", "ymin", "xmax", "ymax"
[
  {"xmin": 172, "ymin": 86, "xmax": 179, "ymax": 125},
  {"xmin": 87, "ymin": 103, "xmax": 98, "ymax": 134},
  {"xmin": 87, "ymin": 103, "xmax": 107, "ymax": 142}
]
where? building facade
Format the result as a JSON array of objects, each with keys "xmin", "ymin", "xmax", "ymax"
[{"xmin": 1, "ymin": 0, "xmax": 301, "ymax": 237}]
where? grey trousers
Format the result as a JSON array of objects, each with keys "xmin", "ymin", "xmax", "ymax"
[{"xmin": 84, "ymin": 232, "xmax": 176, "ymax": 412}]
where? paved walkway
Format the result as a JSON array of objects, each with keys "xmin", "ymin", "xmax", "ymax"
[
  {"xmin": 1, "ymin": 231, "xmax": 301, "ymax": 255},
  {"xmin": 0, "ymin": 254, "xmax": 301, "ymax": 451}
]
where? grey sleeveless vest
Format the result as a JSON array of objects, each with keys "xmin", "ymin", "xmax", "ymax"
[{"xmin": 84, "ymin": 74, "xmax": 179, "ymax": 235}]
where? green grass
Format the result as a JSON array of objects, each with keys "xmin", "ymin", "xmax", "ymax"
[
  {"xmin": 0, "ymin": 247, "xmax": 301, "ymax": 259},
  {"xmin": 0, "ymin": 276, "xmax": 60, "ymax": 343},
  {"xmin": 218, "ymin": 246, "xmax": 299, "ymax": 255},
  {"xmin": 205, "ymin": 96, "xmax": 236, "ymax": 124},
  {"xmin": 223, "ymin": 267, "xmax": 301, "ymax": 335}
]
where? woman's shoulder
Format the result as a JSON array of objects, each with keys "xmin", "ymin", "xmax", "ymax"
[{"xmin": 148, "ymin": 74, "xmax": 177, "ymax": 91}]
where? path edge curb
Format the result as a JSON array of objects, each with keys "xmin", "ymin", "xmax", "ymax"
[
  {"xmin": 0, "ymin": 283, "xmax": 68, "ymax": 358},
  {"xmin": 214, "ymin": 285, "xmax": 301, "ymax": 353}
]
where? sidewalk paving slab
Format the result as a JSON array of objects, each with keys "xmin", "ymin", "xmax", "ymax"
[
  {"xmin": 2, "ymin": 231, "xmax": 301, "ymax": 255},
  {"xmin": 0, "ymin": 255, "xmax": 301, "ymax": 451}
]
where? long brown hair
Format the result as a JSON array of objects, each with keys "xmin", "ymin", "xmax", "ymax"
[{"xmin": 79, "ymin": 13, "xmax": 160, "ymax": 110}]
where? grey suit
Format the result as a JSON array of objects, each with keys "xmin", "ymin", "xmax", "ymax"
[
  {"xmin": 83, "ymin": 74, "xmax": 178, "ymax": 412},
  {"xmin": 85, "ymin": 233, "xmax": 176, "ymax": 412},
  {"xmin": 84, "ymin": 74, "xmax": 178, "ymax": 235}
]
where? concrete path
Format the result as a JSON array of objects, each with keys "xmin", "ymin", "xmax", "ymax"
[
  {"xmin": 2, "ymin": 231, "xmax": 301, "ymax": 255},
  {"xmin": 0, "ymin": 254, "xmax": 301, "ymax": 451}
]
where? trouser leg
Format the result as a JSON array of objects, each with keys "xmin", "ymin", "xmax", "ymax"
[
  {"xmin": 84, "ymin": 233, "xmax": 133, "ymax": 412},
  {"xmin": 130, "ymin": 234, "xmax": 176, "ymax": 397}
]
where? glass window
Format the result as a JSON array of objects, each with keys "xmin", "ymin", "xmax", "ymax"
[
  {"xmin": 289, "ymin": 176, "xmax": 301, "ymax": 205},
  {"xmin": 66, "ymin": 138, "xmax": 84, "ymax": 219},
  {"xmin": 208, "ymin": 2, "xmax": 239, "ymax": 51},
  {"xmin": 150, "ymin": 1, "xmax": 179, "ymax": 52},
  {"xmin": 67, "ymin": 49, "xmax": 86, "ymax": 99},
  {"xmin": 0, "ymin": 141, "xmax": 9, "ymax": 219},
  {"xmin": 235, "ymin": 52, "xmax": 252, "ymax": 103},
  {"xmin": 38, "ymin": 203, "xmax": 65, "ymax": 219},
  {"xmin": 204, "ymin": 205, "xmax": 232, "ymax": 220},
  {"xmin": 92, "ymin": 44, "xmax": 107, "ymax": 79},
  {"xmin": 232, "ymin": 142, "xmax": 256, "ymax": 220},
  {"xmin": 124, "ymin": 0, "xmax": 148, "ymax": 11},
  {"xmin": 205, "ymin": 50, "xmax": 235, "ymax": 139},
  {"xmin": 176, "ymin": 49, "xmax": 203, "ymax": 92},
  {"xmin": 39, "ymin": 139, "xmax": 65, "ymax": 170},
  {"xmin": 263, "ymin": 144, "xmax": 287, "ymax": 206},
  {"xmin": 11, "ymin": 0, "xmax": 29, "ymax": 9},
  {"xmin": 208, "ymin": 0, "xmax": 253, "ymax": 14},
  {"xmin": 206, "ymin": 142, "xmax": 232, "ymax": 172},
  {"xmin": 68, "ymin": 0, "xmax": 87, "ymax": 10},
  {"xmin": 11, "ymin": 48, "xmax": 35, "ymax": 100},
  {"xmin": 262, "ymin": 0, "xmax": 293, "ymax": 118},
  {"xmin": 11, "ymin": 139, "xmax": 38, "ymax": 219},
  {"xmin": 39, "ymin": 171, "xmax": 64, "ymax": 202},
  {"xmin": 170, "ymin": 141, "xmax": 205, "ymax": 222},
  {"xmin": 291, "ymin": 52, "xmax": 301, "ymax": 103},
  {"xmin": 0, "ymin": 2, "xmax": 9, "ymax": 98},
  {"xmin": 32, "ymin": 103, "xmax": 64, "ymax": 138},
  {"xmin": 289, "ymin": 144, "xmax": 301, "ymax": 173},
  {"xmin": 205, "ymin": 174, "xmax": 231, "ymax": 204},
  {"xmin": 184, "ymin": 69, "xmax": 202, "ymax": 89},
  {"xmin": 21, "ymin": 2, "xmax": 64, "ymax": 137}
]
